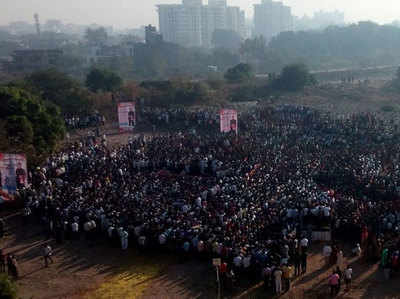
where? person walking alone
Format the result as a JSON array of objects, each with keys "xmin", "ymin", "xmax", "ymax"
[
  {"xmin": 43, "ymin": 245, "xmax": 54, "ymax": 267},
  {"xmin": 344, "ymin": 265, "xmax": 353, "ymax": 291}
]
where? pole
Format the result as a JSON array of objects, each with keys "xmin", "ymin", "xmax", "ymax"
[{"xmin": 216, "ymin": 266, "xmax": 221, "ymax": 299}]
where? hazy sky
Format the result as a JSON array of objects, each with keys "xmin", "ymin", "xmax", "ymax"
[{"xmin": 2, "ymin": 0, "xmax": 400, "ymax": 28}]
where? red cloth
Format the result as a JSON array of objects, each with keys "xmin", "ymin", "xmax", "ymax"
[{"xmin": 219, "ymin": 263, "xmax": 227, "ymax": 274}]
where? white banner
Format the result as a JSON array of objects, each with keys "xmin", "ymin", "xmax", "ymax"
[
  {"xmin": 220, "ymin": 109, "xmax": 238, "ymax": 134},
  {"xmin": 118, "ymin": 102, "xmax": 136, "ymax": 132}
]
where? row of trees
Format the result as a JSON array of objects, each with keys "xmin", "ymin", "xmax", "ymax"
[
  {"xmin": 1, "ymin": 60, "xmax": 316, "ymax": 166},
  {"xmin": 224, "ymin": 63, "xmax": 316, "ymax": 91},
  {"xmin": 130, "ymin": 21, "xmax": 400, "ymax": 79}
]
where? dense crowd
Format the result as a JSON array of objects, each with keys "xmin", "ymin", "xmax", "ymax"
[
  {"xmin": 64, "ymin": 113, "xmax": 105, "ymax": 130},
  {"xmin": 140, "ymin": 107, "xmax": 220, "ymax": 131},
  {"xmin": 18, "ymin": 105, "xmax": 400, "ymax": 294}
]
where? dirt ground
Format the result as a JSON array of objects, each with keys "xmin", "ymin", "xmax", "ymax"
[{"xmin": 0, "ymin": 212, "xmax": 399, "ymax": 299}]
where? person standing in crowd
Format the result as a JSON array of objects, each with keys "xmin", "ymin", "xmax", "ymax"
[
  {"xmin": 6, "ymin": 254, "xmax": 12, "ymax": 276},
  {"xmin": 300, "ymin": 236, "xmax": 309, "ymax": 254},
  {"xmin": 352, "ymin": 243, "xmax": 362, "ymax": 257},
  {"xmin": 43, "ymin": 245, "xmax": 54, "ymax": 267},
  {"xmin": 6, "ymin": 254, "xmax": 18, "ymax": 279},
  {"xmin": 337, "ymin": 250, "xmax": 344, "ymax": 271},
  {"xmin": 10, "ymin": 255, "xmax": 18, "ymax": 279},
  {"xmin": 0, "ymin": 249, "xmax": 5, "ymax": 273},
  {"xmin": 344, "ymin": 265, "xmax": 353, "ymax": 291},
  {"xmin": 335, "ymin": 266, "xmax": 343, "ymax": 293},
  {"xmin": 274, "ymin": 266, "xmax": 283, "ymax": 295},
  {"xmin": 323, "ymin": 243, "xmax": 333, "ymax": 267},
  {"xmin": 282, "ymin": 263, "xmax": 291, "ymax": 292},
  {"xmin": 0, "ymin": 218, "xmax": 5, "ymax": 239},
  {"xmin": 15, "ymin": 162, "xmax": 26, "ymax": 189},
  {"xmin": 23, "ymin": 205, "xmax": 32, "ymax": 226},
  {"xmin": 301, "ymin": 251, "xmax": 308, "ymax": 274},
  {"xmin": 233, "ymin": 254, "xmax": 242, "ymax": 276},
  {"xmin": 121, "ymin": 228, "xmax": 129, "ymax": 250},
  {"xmin": 293, "ymin": 248, "xmax": 301, "ymax": 276},
  {"xmin": 71, "ymin": 220, "xmax": 79, "ymax": 240},
  {"xmin": 329, "ymin": 270, "xmax": 340, "ymax": 296}
]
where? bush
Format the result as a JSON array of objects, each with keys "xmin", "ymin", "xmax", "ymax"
[
  {"xmin": 86, "ymin": 68, "xmax": 123, "ymax": 93},
  {"xmin": 224, "ymin": 63, "xmax": 253, "ymax": 83},
  {"xmin": 23, "ymin": 69, "xmax": 92, "ymax": 114},
  {"xmin": 0, "ymin": 274, "xmax": 17, "ymax": 299},
  {"xmin": 273, "ymin": 64, "xmax": 316, "ymax": 92}
]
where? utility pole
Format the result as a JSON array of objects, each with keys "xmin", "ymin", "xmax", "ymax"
[
  {"xmin": 34, "ymin": 13, "xmax": 41, "ymax": 36},
  {"xmin": 213, "ymin": 258, "xmax": 221, "ymax": 299}
]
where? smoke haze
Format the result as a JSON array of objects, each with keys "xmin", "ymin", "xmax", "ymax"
[{"xmin": 2, "ymin": 0, "xmax": 400, "ymax": 28}]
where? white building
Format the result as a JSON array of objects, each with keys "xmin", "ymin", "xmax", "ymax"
[
  {"xmin": 157, "ymin": 0, "xmax": 245, "ymax": 48},
  {"xmin": 158, "ymin": 4, "xmax": 202, "ymax": 47},
  {"xmin": 254, "ymin": 0, "xmax": 293, "ymax": 42}
]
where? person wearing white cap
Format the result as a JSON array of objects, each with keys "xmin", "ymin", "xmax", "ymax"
[{"xmin": 352, "ymin": 243, "xmax": 362, "ymax": 257}]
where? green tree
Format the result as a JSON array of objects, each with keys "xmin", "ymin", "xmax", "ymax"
[
  {"xmin": 6, "ymin": 115, "xmax": 34, "ymax": 147},
  {"xmin": 23, "ymin": 69, "xmax": 92, "ymax": 114},
  {"xmin": 274, "ymin": 64, "xmax": 316, "ymax": 91},
  {"xmin": 86, "ymin": 68, "xmax": 123, "ymax": 93},
  {"xmin": 224, "ymin": 63, "xmax": 253, "ymax": 83},
  {"xmin": 0, "ymin": 274, "xmax": 17, "ymax": 299},
  {"xmin": 0, "ymin": 86, "xmax": 65, "ymax": 164}
]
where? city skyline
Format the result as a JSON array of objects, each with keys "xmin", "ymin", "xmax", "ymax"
[{"xmin": 1, "ymin": 0, "xmax": 400, "ymax": 29}]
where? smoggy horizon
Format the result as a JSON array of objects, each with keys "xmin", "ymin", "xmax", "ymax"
[{"xmin": 2, "ymin": 0, "xmax": 400, "ymax": 29}]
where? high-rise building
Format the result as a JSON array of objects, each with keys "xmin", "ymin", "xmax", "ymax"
[
  {"xmin": 208, "ymin": 0, "xmax": 227, "ymax": 6},
  {"xmin": 227, "ymin": 7, "xmax": 246, "ymax": 38},
  {"xmin": 182, "ymin": 0, "xmax": 202, "ymax": 6},
  {"xmin": 157, "ymin": 3, "xmax": 202, "ymax": 47},
  {"xmin": 157, "ymin": 0, "xmax": 245, "ymax": 48},
  {"xmin": 254, "ymin": 0, "xmax": 293, "ymax": 42},
  {"xmin": 145, "ymin": 24, "xmax": 163, "ymax": 45}
]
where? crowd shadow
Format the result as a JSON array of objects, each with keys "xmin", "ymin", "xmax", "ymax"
[
  {"xmin": 2, "ymin": 213, "xmax": 399, "ymax": 299},
  {"xmin": 1, "ymin": 212, "xmax": 217, "ymax": 299}
]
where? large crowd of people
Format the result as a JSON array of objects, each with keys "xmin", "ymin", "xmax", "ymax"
[
  {"xmin": 140, "ymin": 107, "xmax": 219, "ymax": 132},
  {"xmin": 16, "ymin": 105, "xmax": 400, "ymax": 294}
]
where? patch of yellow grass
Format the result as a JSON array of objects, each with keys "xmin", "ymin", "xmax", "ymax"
[{"xmin": 86, "ymin": 251, "xmax": 175, "ymax": 299}]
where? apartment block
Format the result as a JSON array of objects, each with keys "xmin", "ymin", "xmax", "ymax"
[
  {"xmin": 254, "ymin": 0, "xmax": 293, "ymax": 42},
  {"xmin": 157, "ymin": 0, "xmax": 245, "ymax": 48}
]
